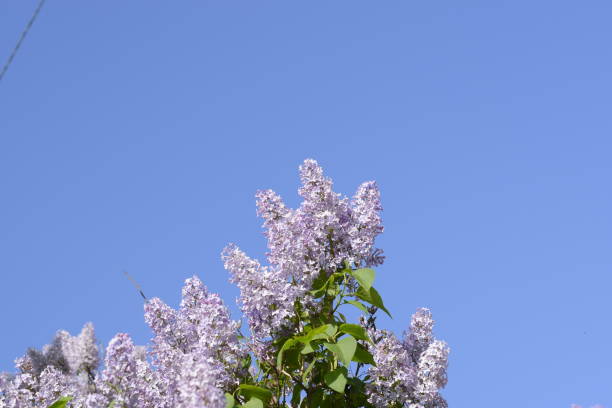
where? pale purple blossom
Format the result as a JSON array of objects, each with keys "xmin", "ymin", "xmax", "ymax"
[
  {"xmin": 404, "ymin": 308, "xmax": 435, "ymax": 361},
  {"xmin": 412, "ymin": 340, "xmax": 449, "ymax": 407},
  {"xmin": 175, "ymin": 354, "xmax": 225, "ymax": 408},
  {"xmin": 0, "ymin": 323, "xmax": 101, "ymax": 407},
  {"xmin": 350, "ymin": 181, "xmax": 385, "ymax": 267},
  {"xmin": 0, "ymin": 361, "xmax": 83, "ymax": 408},
  {"xmin": 367, "ymin": 329, "xmax": 417, "ymax": 408},
  {"xmin": 226, "ymin": 159, "xmax": 385, "ymax": 346},
  {"xmin": 15, "ymin": 322, "xmax": 99, "ymax": 378},
  {"xmin": 101, "ymin": 333, "xmax": 165, "ymax": 407},
  {"xmin": 368, "ymin": 308, "xmax": 449, "ymax": 408},
  {"xmin": 222, "ymin": 244, "xmax": 300, "ymax": 349},
  {"xmin": 254, "ymin": 159, "xmax": 384, "ymax": 286},
  {"xmin": 142, "ymin": 276, "xmax": 244, "ymax": 404}
]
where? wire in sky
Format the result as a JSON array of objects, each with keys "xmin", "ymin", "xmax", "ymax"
[
  {"xmin": 124, "ymin": 271, "xmax": 148, "ymax": 301},
  {"xmin": 0, "ymin": 0, "xmax": 47, "ymax": 83}
]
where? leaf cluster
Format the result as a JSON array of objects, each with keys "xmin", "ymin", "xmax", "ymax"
[{"xmin": 226, "ymin": 265, "xmax": 389, "ymax": 408}]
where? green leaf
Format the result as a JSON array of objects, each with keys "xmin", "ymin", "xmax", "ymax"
[
  {"xmin": 346, "ymin": 300, "xmax": 368, "ymax": 313},
  {"xmin": 356, "ymin": 286, "xmax": 392, "ymax": 317},
  {"xmin": 337, "ymin": 335, "xmax": 357, "ymax": 365},
  {"xmin": 238, "ymin": 384, "xmax": 272, "ymax": 404},
  {"xmin": 324, "ymin": 366, "xmax": 348, "ymax": 393},
  {"xmin": 47, "ymin": 397, "xmax": 73, "ymax": 408},
  {"xmin": 305, "ymin": 324, "xmax": 336, "ymax": 342},
  {"xmin": 291, "ymin": 383, "xmax": 303, "ymax": 407},
  {"xmin": 339, "ymin": 323, "xmax": 370, "ymax": 342},
  {"xmin": 240, "ymin": 353, "xmax": 252, "ymax": 369},
  {"xmin": 284, "ymin": 347, "xmax": 302, "ymax": 370},
  {"xmin": 302, "ymin": 389, "xmax": 323, "ymax": 408},
  {"xmin": 321, "ymin": 393, "xmax": 345, "ymax": 408},
  {"xmin": 300, "ymin": 342, "xmax": 314, "ymax": 354},
  {"xmin": 347, "ymin": 377, "xmax": 368, "ymax": 406},
  {"xmin": 326, "ymin": 285, "xmax": 339, "ymax": 297},
  {"xmin": 243, "ymin": 398, "xmax": 264, "ymax": 408},
  {"xmin": 309, "ymin": 287, "xmax": 326, "ymax": 298},
  {"xmin": 311, "ymin": 269, "xmax": 328, "ymax": 290},
  {"xmin": 302, "ymin": 360, "xmax": 317, "ymax": 383},
  {"xmin": 225, "ymin": 393, "xmax": 236, "ymax": 408},
  {"xmin": 352, "ymin": 343, "xmax": 376, "ymax": 365},
  {"xmin": 324, "ymin": 335, "xmax": 357, "ymax": 366},
  {"xmin": 277, "ymin": 338, "xmax": 298, "ymax": 369},
  {"xmin": 351, "ymin": 268, "xmax": 375, "ymax": 291}
]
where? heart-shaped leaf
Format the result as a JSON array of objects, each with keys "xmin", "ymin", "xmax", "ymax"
[
  {"xmin": 324, "ymin": 367, "xmax": 348, "ymax": 393},
  {"xmin": 238, "ymin": 384, "xmax": 272, "ymax": 404},
  {"xmin": 243, "ymin": 398, "xmax": 264, "ymax": 408},
  {"xmin": 352, "ymin": 268, "xmax": 375, "ymax": 291},
  {"xmin": 346, "ymin": 300, "xmax": 368, "ymax": 313},
  {"xmin": 356, "ymin": 286, "xmax": 392, "ymax": 318},
  {"xmin": 225, "ymin": 393, "xmax": 236, "ymax": 408},
  {"xmin": 339, "ymin": 323, "xmax": 370, "ymax": 342},
  {"xmin": 352, "ymin": 343, "xmax": 376, "ymax": 365},
  {"xmin": 324, "ymin": 335, "xmax": 357, "ymax": 366},
  {"xmin": 277, "ymin": 338, "xmax": 298, "ymax": 369}
]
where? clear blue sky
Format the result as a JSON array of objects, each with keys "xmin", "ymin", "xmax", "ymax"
[{"xmin": 1, "ymin": 1, "xmax": 610, "ymax": 407}]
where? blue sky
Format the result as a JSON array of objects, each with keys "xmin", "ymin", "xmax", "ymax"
[{"xmin": 1, "ymin": 1, "xmax": 611, "ymax": 407}]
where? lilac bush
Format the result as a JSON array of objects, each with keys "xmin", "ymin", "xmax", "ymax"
[{"xmin": 1, "ymin": 159, "xmax": 450, "ymax": 408}]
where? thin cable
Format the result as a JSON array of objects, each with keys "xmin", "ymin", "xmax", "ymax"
[
  {"xmin": 124, "ymin": 271, "xmax": 148, "ymax": 301},
  {"xmin": 0, "ymin": 0, "xmax": 47, "ymax": 83}
]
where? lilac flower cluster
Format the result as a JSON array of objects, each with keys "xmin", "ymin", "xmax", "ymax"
[
  {"xmin": 0, "ymin": 277, "xmax": 241, "ymax": 408},
  {"xmin": 368, "ymin": 308, "xmax": 449, "ymax": 408},
  {"xmin": 1, "ymin": 159, "xmax": 454, "ymax": 408},
  {"xmin": 0, "ymin": 323, "xmax": 103, "ymax": 407},
  {"xmin": 143, "ymin": 276, "xmax": 246, "ymax": 394},
  {"xmin": 223, "ymin": 159, "xmax": 385, "ymax": 347}
]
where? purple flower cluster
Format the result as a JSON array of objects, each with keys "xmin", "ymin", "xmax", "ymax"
[
  {"xmin": 222, "ymin": 244, "xmax": 300, "ymax": 359},
  {"xmin": 100, "ymin": 333, "xmax": 164, "ymax": 407},
  {"xmin": 1, "ymin": 159, "xmax": 449, "ymax": 408},
  {"xmin": 0, "ymin": 323, "xmax": 103, "ymax": 407},
  {"xmin": 0, "ymin": 277, "xmax": 241, "ymax": 408},
  {"xmin": 368, "ymin": 308, "xmax": 450, "ymax": 408},
  {"xmin": 223, "ymin": 159, "xmax": 385, "ymax": 347},
  {"xmin": 144, "ymin": 276, "xmax": 246, "ymax": 394}
]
